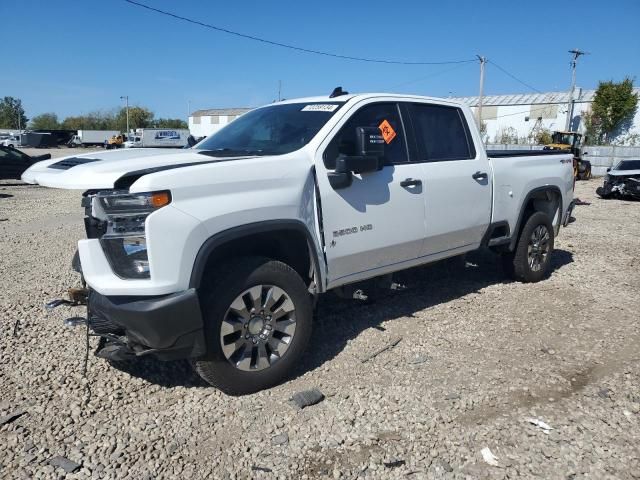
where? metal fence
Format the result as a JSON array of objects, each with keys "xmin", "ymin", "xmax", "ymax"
[{"xmin": 486, "ymin": 144, "xmax": 640, "ymax": 176}]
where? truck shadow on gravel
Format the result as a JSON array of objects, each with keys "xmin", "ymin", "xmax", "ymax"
[
  {"xmin": 106, "ymin": 248, "xmax": 573, "ymax": 389},
  {"xmin": 298, "ymin": 248, "xmax": 574, "ymax": 377}
]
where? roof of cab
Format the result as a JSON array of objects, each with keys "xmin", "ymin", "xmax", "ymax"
[{"xmin": 276, "ymin": 92, "xmax": 464, "ymax": 106}]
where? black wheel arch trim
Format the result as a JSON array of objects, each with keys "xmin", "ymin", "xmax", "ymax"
[
  {"xmin": 508, "ymin": 185, "xmax": 563, "ymax": 251},
  {"xmin": 188, "ymin": 220, "xmax": 324, "ymax": 291}
]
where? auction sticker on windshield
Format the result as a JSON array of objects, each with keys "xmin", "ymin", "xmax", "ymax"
[{"xmin": 301, "ymin": 104, "xmax": 339, "ymax": 112}]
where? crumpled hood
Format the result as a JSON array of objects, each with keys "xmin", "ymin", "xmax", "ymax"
[{"xmin": 22, "ymin": 148, "xmax": 224, "ymax": 189}]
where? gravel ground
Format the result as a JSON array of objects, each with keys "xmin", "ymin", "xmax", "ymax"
[{"xmin": 1, "ymin": 179, "xmax": 639, "ymax": 479}]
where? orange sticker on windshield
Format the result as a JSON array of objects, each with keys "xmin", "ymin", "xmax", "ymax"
[{"xmin": 378, "ymin": 120, "xmax": 396, "ymax": 144}]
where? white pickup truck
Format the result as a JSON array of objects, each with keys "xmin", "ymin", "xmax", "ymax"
[{"xmin": 30, "ymin": 91, "xmax": 575, "ymax": 394}]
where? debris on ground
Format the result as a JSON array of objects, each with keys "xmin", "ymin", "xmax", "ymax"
[
  {"xmin": 251, "ymin": 465, "xmax": 273, "ymax": 473},
  {"xmin": 271, "ymin": 433, "xmax": 289, "ymax": 446},
  {"xmin": 526, "ymin": 417, "xmax": 553, "ymax": 434},
  {"xmin": 360, "ymin": 336, "xmax": 402, "ymax": 363},
  {"xmin": 49, "ymin": 456, "xmax": 81, "ymax": 473},
  {"xmin": 408, "ymin": 354, "xmax": 429, "ymax": 365},
  {"xmin": 383, "ymin": 458, "xmax": 405, "ymax": 468},
  {"xmin": 481, "ymin": 447, "xmax": 499, "ymax": 467},
  {"xmin": 0, "ymin": 409, "xmax": 27, "ymax": 426},
  {"xmin": 290, "ymin": 388, "xmax": 325, "ymax": 409}
]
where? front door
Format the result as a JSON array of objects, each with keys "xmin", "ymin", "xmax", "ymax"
[{"xmin": 315, "ymin": 102, "xmax": 427, "ymax": 287}]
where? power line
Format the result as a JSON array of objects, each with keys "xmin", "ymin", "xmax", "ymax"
[
  {"xmin": 385, "ymin": 61, "xmax": 475, "ymax": 90},
  {"xmin": 487, "ymin": 60, "xmax": 542, "ymax": 93},
  {"xmin": 124, "ymin": 0, "xmax": 476, "ymax": 66}
]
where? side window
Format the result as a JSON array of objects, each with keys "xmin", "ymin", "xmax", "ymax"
[
  {"xmin": 323, "ymin": 103, "xmax": 407, "ymax": 169},
  {"xmin": 409, "ymin": 104, "xmax": 475, "ymax": 161}
]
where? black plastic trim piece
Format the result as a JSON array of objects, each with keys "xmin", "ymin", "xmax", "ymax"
[
  {"xmin": 508, "ymin": 186, "xmax": 563, "ymax": 250},
  {"xmin": 481, "ymin": 220, "xmax": 511, "ymax": 248},
  {"xmin": 188, "ymin": 220, "xmax": 323, "ymax": 291},
  {"xmin": 88, "ymin": 288, "xmax": 205, "ymax": 360},
  {"xmin": 48, "ymin": 157, "xmax": 100, "ymax": 170}
]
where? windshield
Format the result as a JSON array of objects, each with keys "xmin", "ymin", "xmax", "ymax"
[
  {"xmin": 196, "ymin": 102, "xmax": 343, "ymax": 156},
  {"xmin": 615, "ymin": 159, "xmax": 640, "ymax": 171}
]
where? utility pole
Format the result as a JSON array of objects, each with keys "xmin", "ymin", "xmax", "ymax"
[
  {"xmin": 187, "ymin": 100, "xmax": 191, "ymax": 122},
  {"xmin": 565, "ymin": 49, "xmax": 587, "ymax": 131},
  {"xmin": 278, "ymin": 80, "xmax": 282, "ymax": 102},
  {"xmin": 476, "ymin": 55, "xmax": 486, "ymax": 127},
  {"xmin": 120, "ymin": 95, "xmax": 130, "ymax": 135}
]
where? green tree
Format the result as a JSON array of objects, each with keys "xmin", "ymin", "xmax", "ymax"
[
  {"xmin": 30, "ymin": 112, "xmax": 60, "ymax": 130},
  {"xmin": 61, "ymin": 111, "xmax": 117, "ymax": 130},
  {"xmin": 152, "ymin": 118, "xmax": 188, "ymax": 129},
  {"xmin": 589, "ymin": 77, "xmax": 638, "ymax": 143},
  {"xmin": 116, "ymin": 106, "xmax": 154, "ymax": 131},
  {"xmin": 533, "ymin": 128, "xmax": 553, "ymax": 145},
  {"xmin": 0, "ymin": 96, "xmax": 28, "ymax": 129}
]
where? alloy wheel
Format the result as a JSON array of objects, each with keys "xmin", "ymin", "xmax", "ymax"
[{"xmin": 219, "ymin": 285, "xmax": 296, "ymax": 371}]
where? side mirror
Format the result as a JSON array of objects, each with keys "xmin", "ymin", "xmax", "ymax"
[
  {"xmin": 328, "ymin": 126, "xmax": 384, "ymax": 190},
  {"xmin": 34, "ymin": 153, "xmax": 51, "ymax": 161},
  {"xmin": 606, "ymin": 167, "xmax": 611, "ymax": 172}
]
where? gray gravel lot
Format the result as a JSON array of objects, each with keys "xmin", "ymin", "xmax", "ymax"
[{"xmin": 1, "ymin": 179, "xmax": 639, "ymax": 479}]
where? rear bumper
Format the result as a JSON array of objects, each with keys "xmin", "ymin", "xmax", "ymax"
[{"xmin": 89, "ymin": 288, "xmax": 206, "ymax": 361}]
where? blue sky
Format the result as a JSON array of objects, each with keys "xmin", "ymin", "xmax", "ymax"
[{"xmin": 2, "ymin": 0, "xmax": 639, "ymax": 121}]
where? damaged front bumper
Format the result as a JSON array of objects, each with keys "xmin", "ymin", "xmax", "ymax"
[
  {"xmin": 51, "ymin": 286, "xmax": 206, "ymax": 362},
  {"xmin": 88, "ymin": 289, "xmax": 206, "ymax": 361}
]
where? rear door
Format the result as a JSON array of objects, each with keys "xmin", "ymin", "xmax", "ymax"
[
  {"xmin": 315, "ymin": 101, "xmax": 427, "ymax": 287},
  {"xmin": 405, "ymin": 102, "xmax": 492, "ymax": 256}
]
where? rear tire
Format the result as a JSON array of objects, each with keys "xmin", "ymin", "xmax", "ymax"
[
  {"xmin": 502, "ymin": 211, "xmax": 554, "ymax": 283},
  {"xmin": 193, "ymin": 257, "xmax": 313, "ymax": 395}
]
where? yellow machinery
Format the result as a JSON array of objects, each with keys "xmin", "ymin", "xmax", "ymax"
[
  {"xmin": 106, "ymin": 134, "xmax": 126, "ymax": 150},
  {"xmin": 544, "ymin": 131, "xmax": 592, "ymax": 180}
]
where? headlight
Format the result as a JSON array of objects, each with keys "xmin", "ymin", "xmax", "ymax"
[{"xmin": 96, "ymin": 190, "xmax": 171, "ymax": 279}]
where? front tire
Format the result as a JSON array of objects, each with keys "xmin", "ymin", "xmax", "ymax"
[
  {"xmin": 502, "ymin": 211, "xmax": 554, "ymax": 283},
  {"xmin": 194, "ymin": 257, "xmax": 313, "ymax": 395}
]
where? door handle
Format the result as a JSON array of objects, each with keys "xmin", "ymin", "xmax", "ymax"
[
  {"xmin": 472, "ymin": 171, "xmax": 488, "ymax": 180},
  {"xmin": 400, "ymin": 178, "xmax": 422, "ymax": 187}
]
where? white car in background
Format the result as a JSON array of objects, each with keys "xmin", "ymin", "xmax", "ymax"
[{"xmin": 1, "ymin": 135, "xmax": 21, "ymax": 148}]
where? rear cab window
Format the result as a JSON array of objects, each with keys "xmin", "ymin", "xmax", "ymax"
[{"xmin": 407, "ymin": 103, "xmax": 476, "ymax": 162}]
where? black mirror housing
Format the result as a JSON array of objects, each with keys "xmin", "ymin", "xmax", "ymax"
[
  {"xmin": 328, "ymin": 171, "xmax": 352, "ymax": 189},
  {"xmin": 356, "ymin": 127, "xmax": 385, "ymax": 157}
]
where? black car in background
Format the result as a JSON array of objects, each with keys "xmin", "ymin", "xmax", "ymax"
[{"xmin": 0, "ymin": 146, "xmax": 51, "ymax": 180}]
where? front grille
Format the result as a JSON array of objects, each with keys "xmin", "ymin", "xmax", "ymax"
[{"xmin": 48, "ymin": 157, "xmax": 100, "ymax": 170}]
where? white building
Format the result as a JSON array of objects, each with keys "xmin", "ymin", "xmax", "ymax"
[
  {"xmin": 188, "ymin": 108, "xmax": 251, "ymax": 138},
  {"xmin": 451, "ymin": 88, "xmax": 640, "ymax": 145}
]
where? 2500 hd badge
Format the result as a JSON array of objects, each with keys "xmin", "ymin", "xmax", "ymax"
[{"xmin": 333, "ymin": 223, "xmax": 373, "ymax": 238}]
